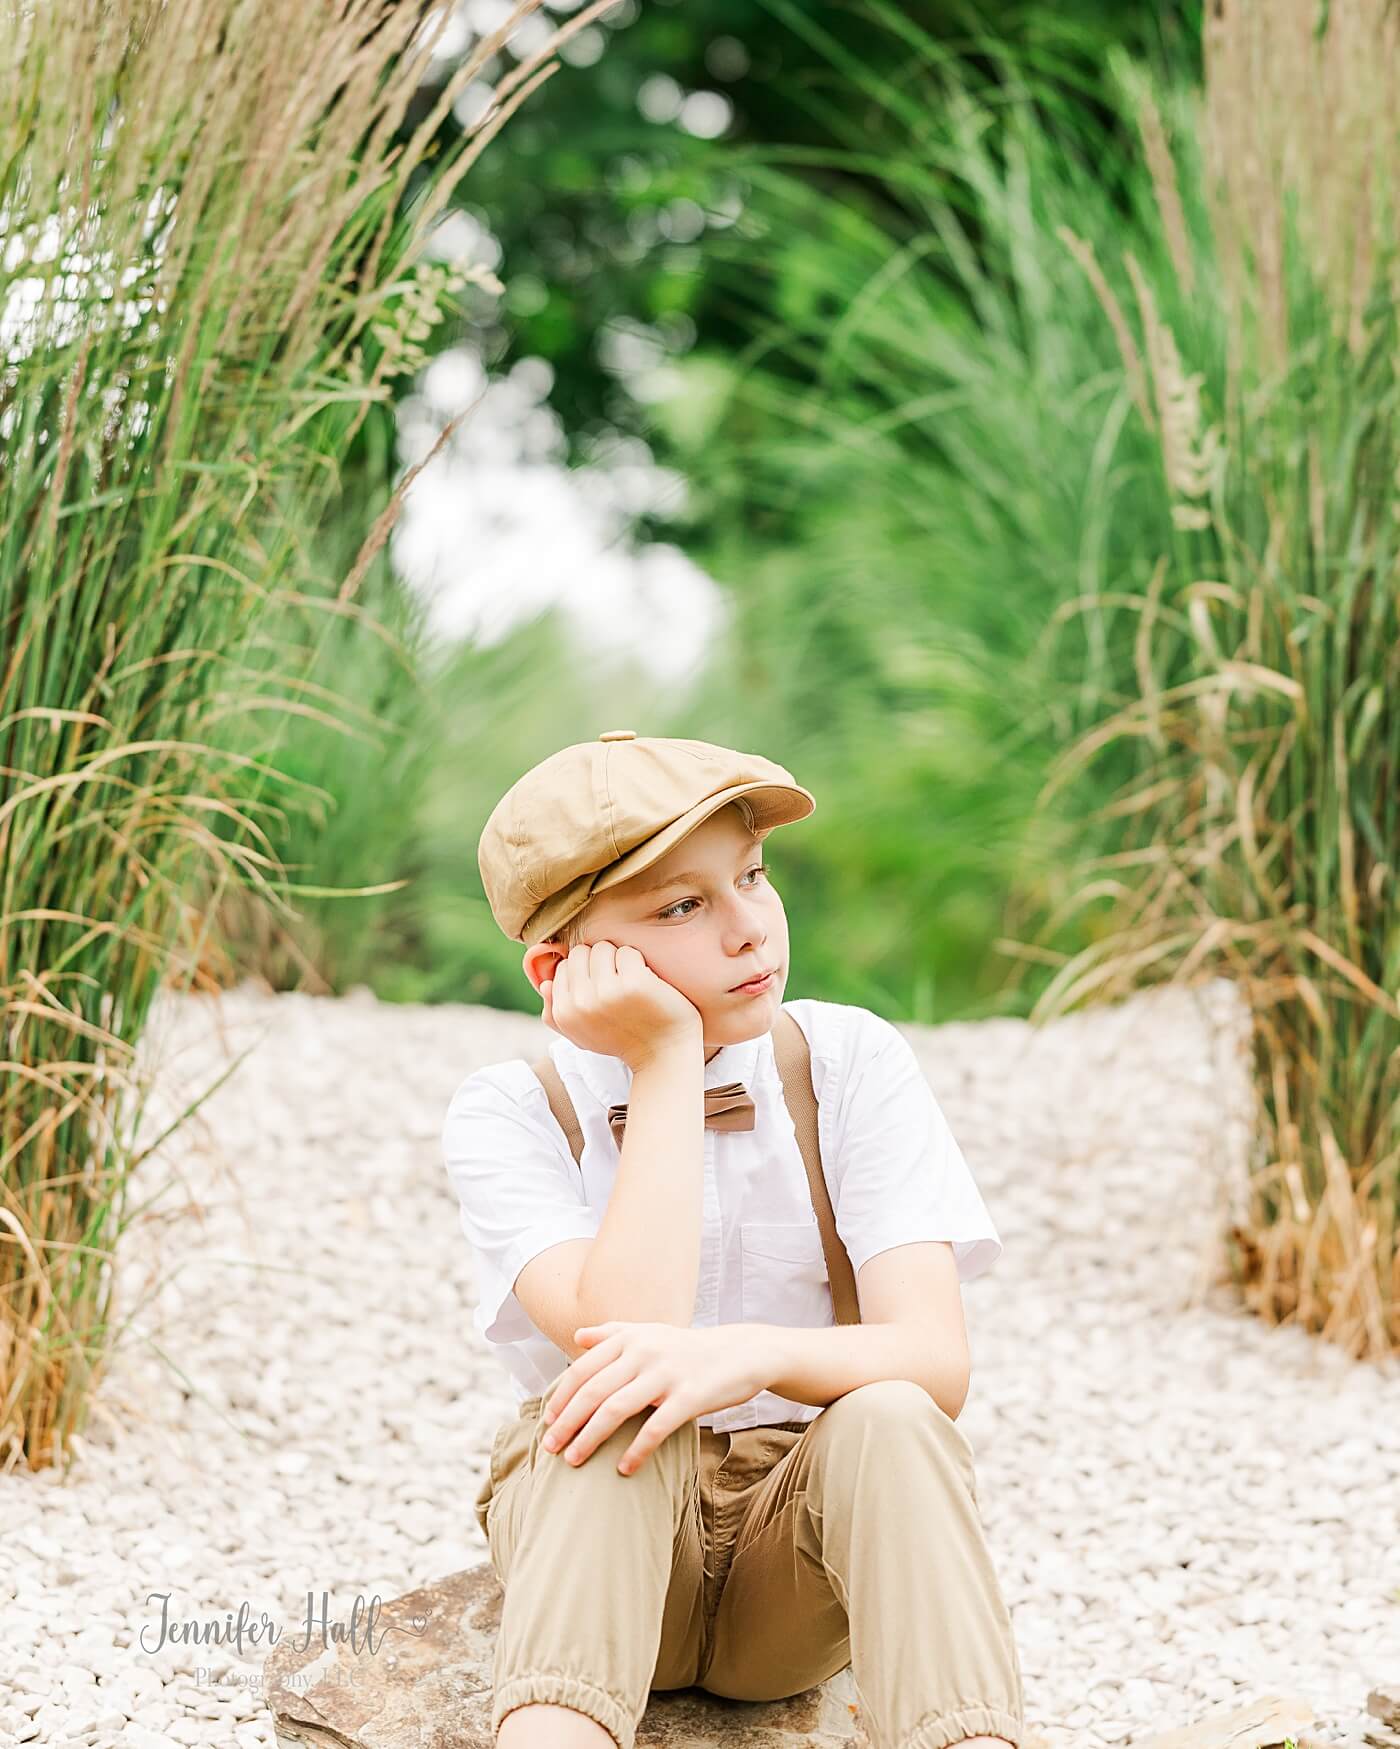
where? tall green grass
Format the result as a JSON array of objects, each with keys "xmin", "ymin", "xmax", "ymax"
[
  {"xmin": 1045, "ymin": 0, "xmax": 1400, "ymax": 1356},
  {"xmin": 0, "ymin": 0, "xmax": 618, "ymax": 1471}
]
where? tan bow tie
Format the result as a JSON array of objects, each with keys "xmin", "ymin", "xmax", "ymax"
[{"xmin": 607, "ymin": 1082, "xmax": 756, "ymax": 1150}]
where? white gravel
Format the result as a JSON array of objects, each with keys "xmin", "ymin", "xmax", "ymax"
[{"xmin": 1, "ymin": 976, "xmax": 1396, "ymax": 1749}]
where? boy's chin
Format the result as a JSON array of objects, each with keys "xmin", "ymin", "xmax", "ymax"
[{"xmin": 702, "ymin": 999, "xmax": 780, "ymax": 1044}]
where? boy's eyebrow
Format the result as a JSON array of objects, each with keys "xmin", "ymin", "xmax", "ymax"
[{"xmin": 631, "ymin": 839, "xmax": 762, "ymax": 896}]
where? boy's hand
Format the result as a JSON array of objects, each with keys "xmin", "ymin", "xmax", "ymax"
[
  {"xmin": 540, "ymin": 941, "xmax": 702, "ymax": 1072},
  {"xmin": 538, "ymin": 1322, "xmax": 770, "ymax": 1475}
]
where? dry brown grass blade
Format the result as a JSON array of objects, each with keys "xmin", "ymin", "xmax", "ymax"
[
  {"xmin": 1293, "ymin": 929, "xmax": 1400, "ymax": 1019},
  {"xmin": 1057, "ymin": 226, "xmax": 1156, "ymax": 431}
]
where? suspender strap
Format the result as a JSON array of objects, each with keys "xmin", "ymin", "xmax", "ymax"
[
  {"xmin": 772, "ymin": 1010, "xmax": 861, "ymax": 1327},
  {"xmin": 531, "ymin": 1053, "xmax": 584, "ymax": 1167},
  {"xmin": 529, "ymin": 1006, "xmax": 860, "ymax": 1328}
]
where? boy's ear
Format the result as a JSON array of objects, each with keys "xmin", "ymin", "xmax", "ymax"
[{"xmin": 522, "ymin": 940, "xmax": 565, "ymax": 995}]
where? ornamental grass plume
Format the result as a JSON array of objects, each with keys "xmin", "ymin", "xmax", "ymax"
[{"xmin": 0, "ymin": 0, "xmax": 618, "ymax": 1471}]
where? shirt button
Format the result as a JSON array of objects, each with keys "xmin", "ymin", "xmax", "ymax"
[{"xmin": 598, "ymin": 729, "xmax": 636, "ymax": 741}]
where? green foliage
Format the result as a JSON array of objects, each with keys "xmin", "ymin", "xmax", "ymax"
[{"xmin": 416, "ymin": 0, "xmax": 1199, "ymax": 457}]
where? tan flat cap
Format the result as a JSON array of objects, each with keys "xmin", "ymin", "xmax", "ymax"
[{"xmin": 478, "ymin": 729, "xmax": 817, "ymax": 944}]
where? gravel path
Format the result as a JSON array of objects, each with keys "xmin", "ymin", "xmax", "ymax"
[{"xmin": 1, "ymin": 978, "xmax": 1396, "ymax": 1749}]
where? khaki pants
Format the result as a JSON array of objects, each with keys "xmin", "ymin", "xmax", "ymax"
[{"xmin": 474, "ymin": 1367, "xmax": 1025, "ymax": 1749}]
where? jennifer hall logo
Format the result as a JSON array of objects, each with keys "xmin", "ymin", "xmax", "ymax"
[{"xmin": 141, "ymin": 1590, "xmax": 429, "ymax": 1660}]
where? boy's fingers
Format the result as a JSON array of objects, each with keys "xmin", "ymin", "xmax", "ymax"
[
  {"xmin": 619, "ymin": 1417, "xmax": 675, "ymax": 1475},
  {"xmin": 553, "ymin": 1376, "xmax": 653, "ymax": 1465},
  {"xmin": 555, "ymin": 1412, "xmax": 610, "ymax": 1463}
]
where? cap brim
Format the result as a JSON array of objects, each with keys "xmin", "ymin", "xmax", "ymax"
[{"xmin": 590, "ymin": 780, "xmax": 816, "ymax": 900}]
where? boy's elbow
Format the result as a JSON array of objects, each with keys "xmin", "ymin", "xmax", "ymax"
[{"xmin": 944, "ymin": 1360, "xmax": 971, "ymax": 1421}]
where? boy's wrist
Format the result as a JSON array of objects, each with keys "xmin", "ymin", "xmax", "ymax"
[
  {"xmin": 742, "ymin": 1322, "xmax": 793, "ymax": 1395},
  {"xmin": 624, "ymin": 1025, "xmax": 703, "ymax": 1075}
]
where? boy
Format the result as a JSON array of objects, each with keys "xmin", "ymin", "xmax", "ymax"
[{"xmin": 442, "ymin": 730, "xmax": 1025, "ymax": 1749}]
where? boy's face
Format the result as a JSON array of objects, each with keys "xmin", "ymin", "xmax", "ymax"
[{"xmin": 521, "ymin": 803, "xmax": 789, "ymax": 1060}]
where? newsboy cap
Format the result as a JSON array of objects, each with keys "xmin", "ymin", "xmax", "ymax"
[{"xmin": 478, "ymin": 729, "xmax": 817, "ymax": 945}]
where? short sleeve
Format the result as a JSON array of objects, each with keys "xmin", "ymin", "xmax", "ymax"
[
  {"xmin": 831, "ymin": 1012, "xmax": 1002, "ymax": 1283},
  {"xmin": 441, "ymin": 1063, "xmax": 600, "ymax": 1344}
]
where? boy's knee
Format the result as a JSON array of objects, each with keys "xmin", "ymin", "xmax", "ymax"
[
  {"xmin": 817, "ymin": 1380, "xmax": 975, "ymax": 1466},
  {"xmin": 822, "ymin": 1376, "xmax": 933, "ymax": 1431},
  {"xmin": 539, "ymin": 1410, "xmax": 698, "ymax": 1482}
]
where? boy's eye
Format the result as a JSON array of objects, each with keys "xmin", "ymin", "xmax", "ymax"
[{"xmin": 657, "ymin": 864, "xmax": 766, "ymax": 920}]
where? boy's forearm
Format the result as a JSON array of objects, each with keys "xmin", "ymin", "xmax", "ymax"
[
  {"xmin": 746, "ymin": 1321, "xmax": 970, "ymax": 1423},
  {"xmin": 575, "ymin": 1039, "xmax": 703, "ymax": 1329}
]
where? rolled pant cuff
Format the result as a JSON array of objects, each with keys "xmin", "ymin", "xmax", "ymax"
[
  {"xmin": 491, "ymin": 1671, "xmax": 635, "ymax": 1749},
  {"xmin": 899, "ymin": 1703, "xmax": 1024, "ymax": 1748}
]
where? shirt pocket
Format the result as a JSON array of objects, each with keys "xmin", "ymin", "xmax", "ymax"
[{"xmin": 739, "ymin": 1219, "xmax": 833, "ymax": 1328}]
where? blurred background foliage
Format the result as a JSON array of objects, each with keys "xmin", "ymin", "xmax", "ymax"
[
  {"xmin": 409, "ymin": 0, "xmax": 1198, "ymax": 458},
  {"xmin": 247, "ymin": 0, "xmax": 1204, "ymax": 1025}
]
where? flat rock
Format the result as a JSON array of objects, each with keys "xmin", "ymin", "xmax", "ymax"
[{"xmin": 263, "ymin": 1562, "xmax": 867, "ymax": 1746}]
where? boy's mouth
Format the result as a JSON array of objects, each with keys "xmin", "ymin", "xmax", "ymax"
[{"xmin": 729, "ymin": 968, "xmax": 777, "ymax": 996}]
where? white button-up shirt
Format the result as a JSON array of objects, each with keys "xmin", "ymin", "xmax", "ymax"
[{"xmin": 440, "ymin": 996, "xmax": 1002, "ymax": 1432}]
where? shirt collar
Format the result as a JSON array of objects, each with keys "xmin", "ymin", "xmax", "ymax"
[{"xmin": 701, "ymin": 1027, "xmax": 768, "ymax": 1092}]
